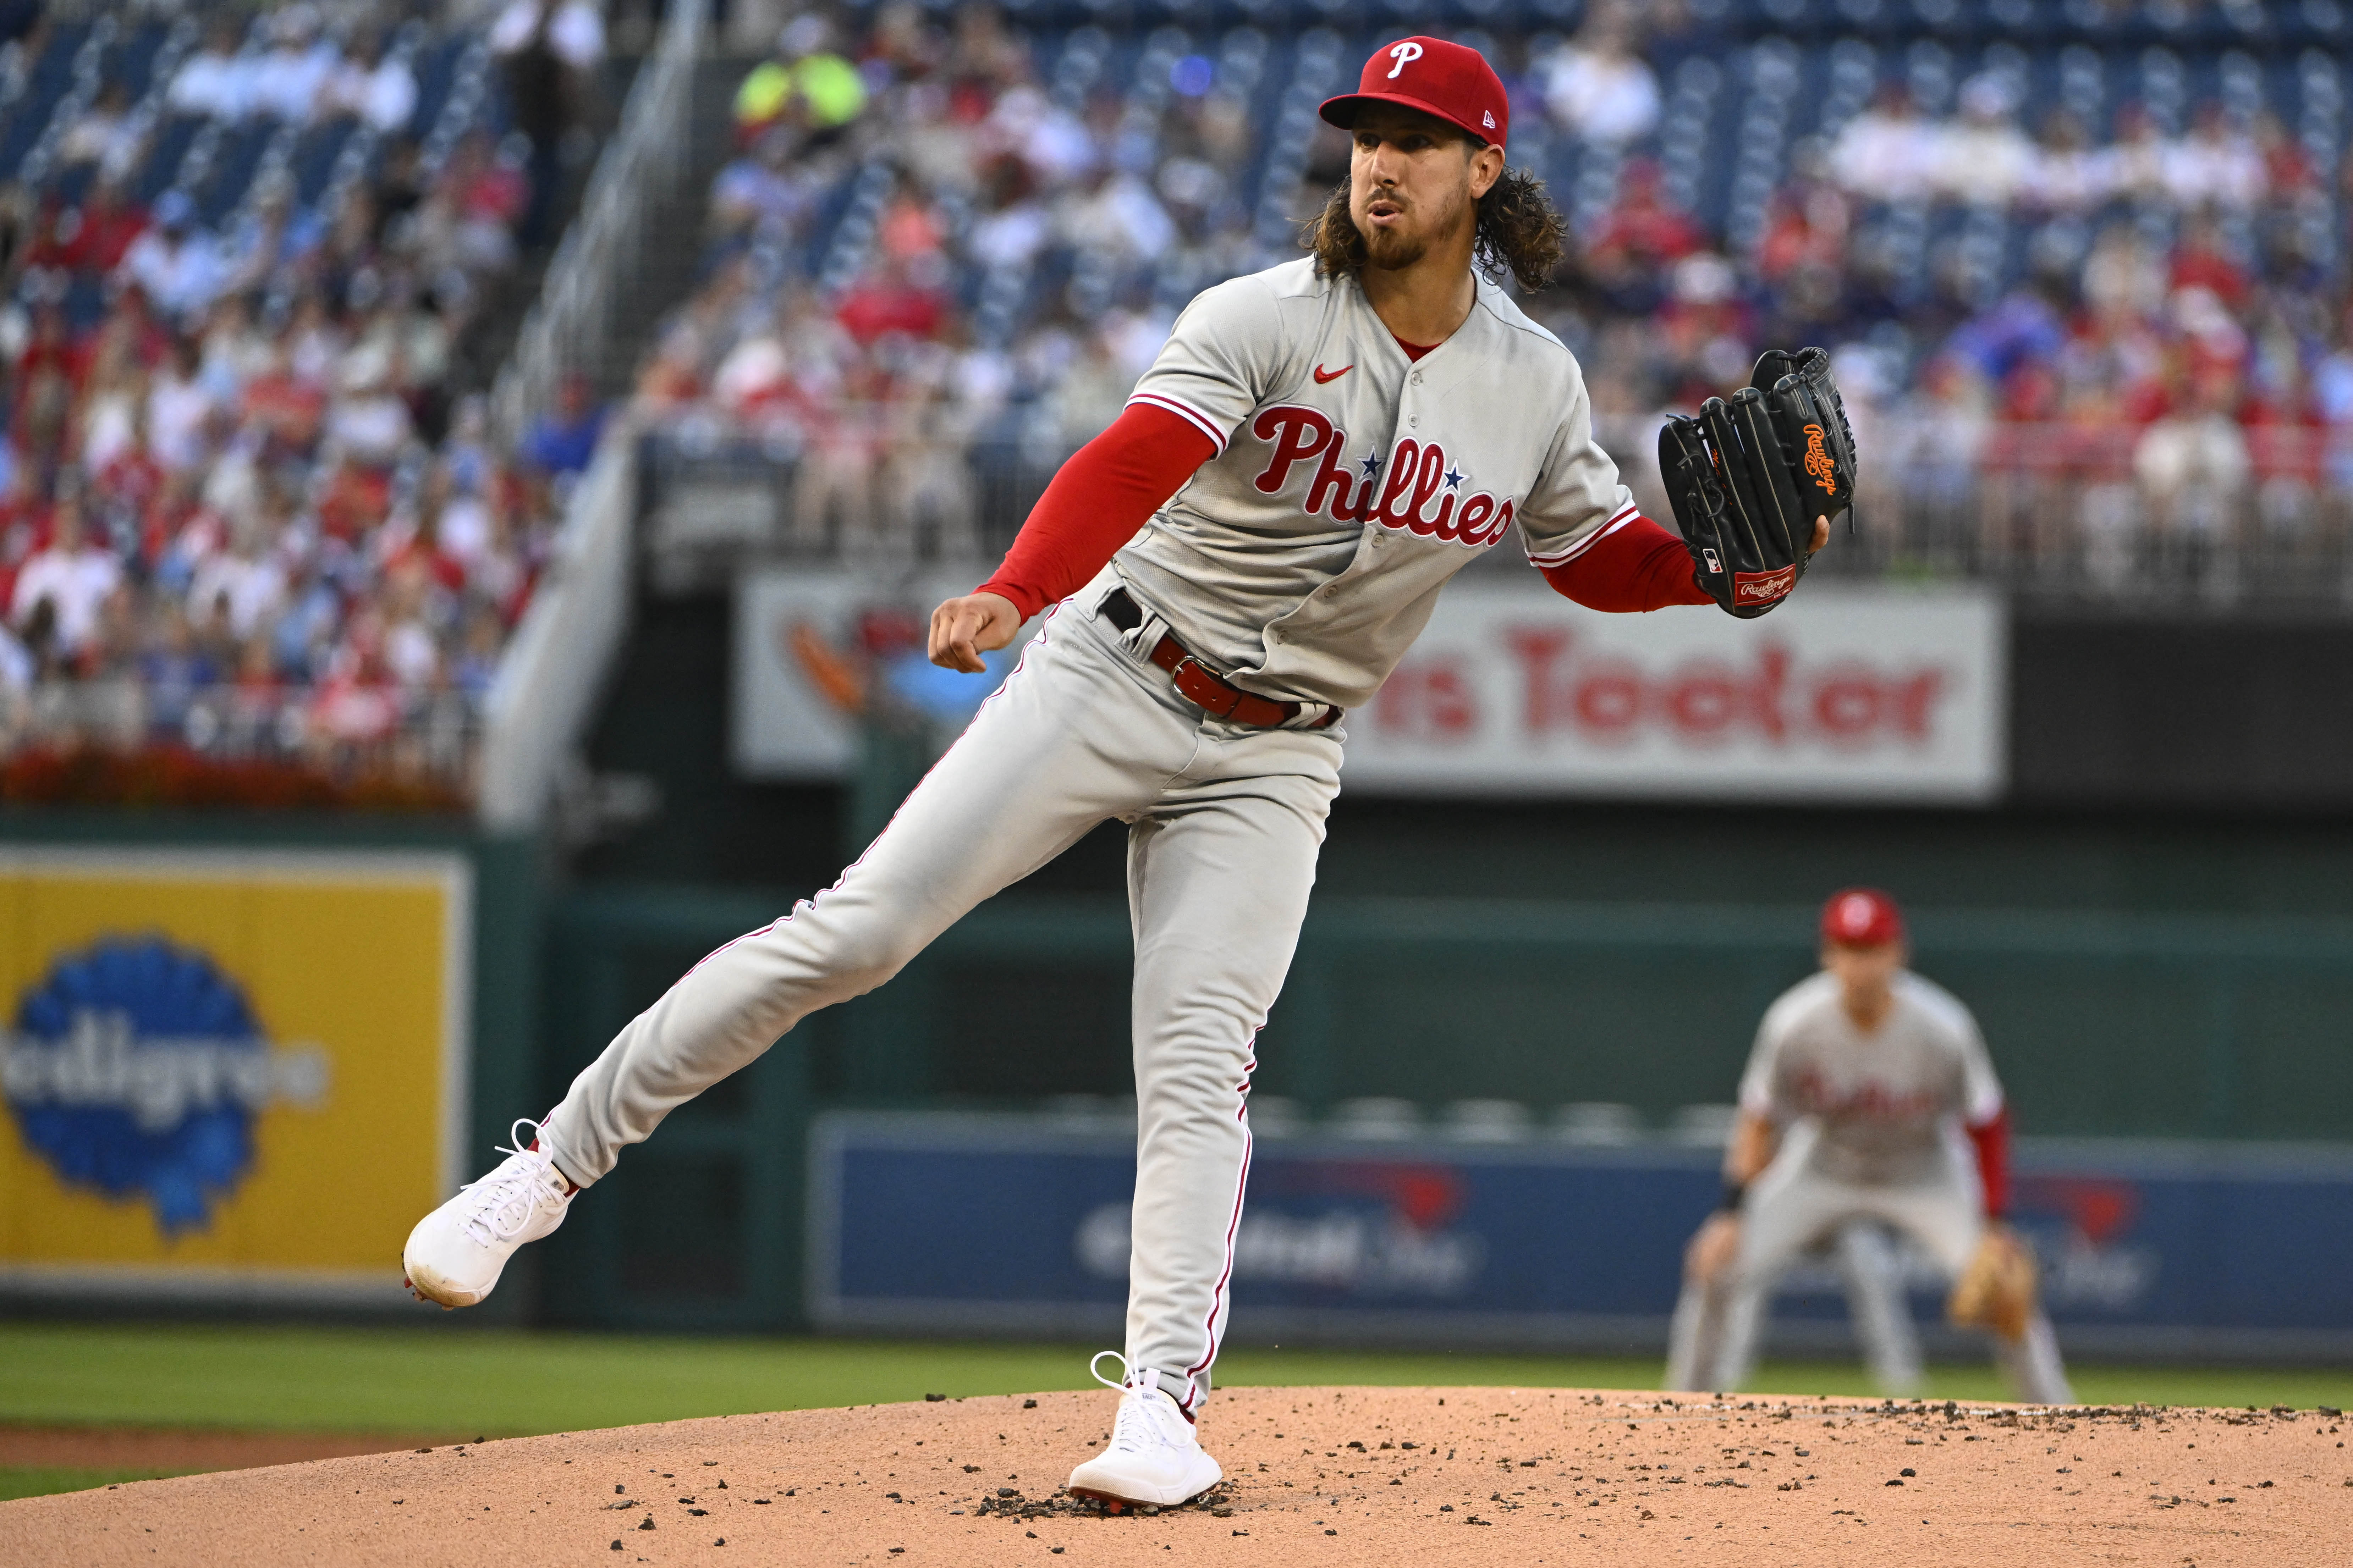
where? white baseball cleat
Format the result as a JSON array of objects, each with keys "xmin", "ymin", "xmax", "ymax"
[
  {"xmin": 402, "ymin": 1119, "xmax": 575, "ymax": 1309},
  {"xmin": 1065, "ymin": 1353, "xmax": 1223, "ymax": 1508}
]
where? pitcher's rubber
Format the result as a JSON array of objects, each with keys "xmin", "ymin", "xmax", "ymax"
[{"xmin": 5, "ymin": 1386, "xmax": 2347, "ymax": 1566}]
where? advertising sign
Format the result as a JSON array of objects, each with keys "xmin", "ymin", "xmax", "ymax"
[
  {"xmin": 737, "ymin": 572, "xmax": 2005, "ymax": 803},
  {"xmin": 1341, "ymin": 582, "xmax": 2007, "ymax": 802},
  {"xmin": 810, "ymin": 1112, "xmax": 2353, "ymax": 1358},
  {"xmin": 0, "ymin": 847, "xmax": 470, "ymax": 1304}
]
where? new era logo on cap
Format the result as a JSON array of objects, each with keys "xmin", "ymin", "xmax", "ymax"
[{"xmin": 1320, "ymin": 36, "xmax": 1510, "ymax": 147}]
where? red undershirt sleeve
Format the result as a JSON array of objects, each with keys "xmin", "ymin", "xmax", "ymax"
[
  {"xmin": 974, "ymin": 403, "xmax": 1217, "ymax": 620},
  {"xmin": 1966, "ymin": 1106, "xmax": 2012, "ymax": 1218},
  {"xmin": 1536, "ymin": 513, "xmax": 1714, "ymax": 612}
]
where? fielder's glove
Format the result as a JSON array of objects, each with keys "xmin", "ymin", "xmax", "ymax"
[
  {"xmin": 1946, "ymin": 1222, "xmax": 2039, "ymax": 1343},
  {"xmin": 1659, "ymin": 347, "xmax": 1858, "ymax": 619}
]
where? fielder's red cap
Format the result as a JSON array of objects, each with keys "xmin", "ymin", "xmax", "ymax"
[
  {"xmin": 1319, "ymin": 37, "xmax": 1509, "ymax": 147},
  {"xmin": 1820, "ymin": 887, "xmax": 1905, "ymax": 949}
]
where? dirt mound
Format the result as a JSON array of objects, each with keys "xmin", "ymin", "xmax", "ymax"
[{"xmin": 4, "ymin": 1387, "xmax": 2347, "ymax": 1567}]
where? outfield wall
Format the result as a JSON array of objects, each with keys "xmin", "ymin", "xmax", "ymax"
[
  {"xmin": 808, "ymin": 1111, "xmax": 2353, "ymax": 1363},
  {"xmin": 534, "ymin": 887, "xmax": 2353, "ymax": 1340}
]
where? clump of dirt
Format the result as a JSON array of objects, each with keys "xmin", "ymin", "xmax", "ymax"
[
  {"xmin": 4, "ymin": 1387, "xmax": 2348, "ymax": 1567},
  {"xmin": 972, "ymin": 1480, "xmax": 1237, "ymax": 1520}
]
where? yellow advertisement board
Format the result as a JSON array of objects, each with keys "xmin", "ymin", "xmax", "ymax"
[{"xmin": 0, "ymin": 847, "xmax": 469, "ymax": 1303}]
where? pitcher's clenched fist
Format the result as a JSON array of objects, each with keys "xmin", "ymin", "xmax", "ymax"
[{"xmin": 928, "ymin": 592, "xmax": 1021, "ymax": 673}]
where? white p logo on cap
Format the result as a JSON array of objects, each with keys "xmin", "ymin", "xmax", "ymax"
[{"xmin": 1387, "ymin": 40, "xmax": 1423, "ymax": 78}]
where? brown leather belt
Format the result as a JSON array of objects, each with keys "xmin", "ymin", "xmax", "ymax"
[{"xmin": 1100, "ymin": 588, "xmax": 1340, "ymax": 730}]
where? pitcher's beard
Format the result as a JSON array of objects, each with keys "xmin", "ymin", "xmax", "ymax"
[
  {"xmin": 1359, "ymin": 221, "xmax": 1428, "ymax": 271},
  {"xmin": 1353, "ymin": 188, "xmax": 1468, "ymax": 273}
]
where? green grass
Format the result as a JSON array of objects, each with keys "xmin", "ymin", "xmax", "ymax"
[
  {"xmin": 0, "ymin": 1323, "xmax": 2344, "ymax": 1443},
  {"xmin": 0, "ymin": 1467, "xmax": 194, "ymax": 1503}
]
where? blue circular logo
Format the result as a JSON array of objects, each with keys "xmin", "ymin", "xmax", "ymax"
[{"xmin": 0, "ymin": 937, "xmax": 317, "ymax": 1235}]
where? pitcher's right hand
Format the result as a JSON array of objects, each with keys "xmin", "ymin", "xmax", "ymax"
[{"xmin": 928, "ymin": 592, "xmax": 1021, "ymax": 674}]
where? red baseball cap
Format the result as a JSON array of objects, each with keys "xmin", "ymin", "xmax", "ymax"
[
  {"xmin": 1820, "ymin": 887, "xmax": 1905, "ymax": 949},
  {"xmin": 1320, "ymin": 37, "xmax": 1509, "ymax": 147}
]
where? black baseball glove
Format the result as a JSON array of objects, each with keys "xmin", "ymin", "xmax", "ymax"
[{"xmin": 1658, "ymin": 347, "xmax": 1858, "ymax": 618}]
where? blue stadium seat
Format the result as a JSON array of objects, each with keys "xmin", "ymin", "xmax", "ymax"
[
  {"xmin": 107, "ymin": 22, "xmax": 167, "ymax": 100},
  {"xmin": 194, "ymin": 118, "xmax": 273, "ymax": 227},
  {"xmin": 408, "ymin": 33, "xmax": 470, "ymax": 141},
  {"xmin": 292, "ymin": 118, "xmax": 357, "ymax": 207},
  {"xmin": 129, "ymin": 112, "xmax": 201, "ymax": 204}
]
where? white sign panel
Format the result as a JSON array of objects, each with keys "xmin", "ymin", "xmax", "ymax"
[
  {"xmin": 739, "ymin": 570, "xmax": 2005, "ymax": 802},
  {"xmin": 733, "ymin": 568, "xmax": 1034, "ymax": 780},
  {"xmin": 1339, "ymin": 582, "xmax": 2006, "ymax": 802}
]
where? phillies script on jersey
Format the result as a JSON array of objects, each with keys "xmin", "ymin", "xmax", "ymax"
[{"xmin": 1250, "ymin": 404, "xmax": 1520, "ymax": 547}]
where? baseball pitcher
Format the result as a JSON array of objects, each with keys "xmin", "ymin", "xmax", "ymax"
[
  {"xmin": 1665, "ymin": 888, "xmax": 2073, "ymax": 1404},
  {"xmin": 405, "ymin": 37, "xmax": 1852, "ymax": 1507}
]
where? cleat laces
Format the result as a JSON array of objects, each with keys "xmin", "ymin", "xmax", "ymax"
[
  {"xmin": 1090, "ymin": 1352, "xmax": 1185, "ymax": 1455},
  {"xmin": 1089, "ymin": 1349, "xmax": 1132, "ymax": 1393},
  {"xmin": 456, "ymin": 1119, "xmax": 566, "ymax": 1247}
]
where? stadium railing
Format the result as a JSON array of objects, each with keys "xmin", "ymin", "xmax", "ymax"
[
  {"xmin": 473, "ymin": 0, "xmax": 711, "ymax": 832},
  {"xmin": 491, "ymin": 0, "xmax": 709, "ymax": 445},
  {"xmin": 634, "ymin": 410, "xmax": 2353, "ymax": 607}
]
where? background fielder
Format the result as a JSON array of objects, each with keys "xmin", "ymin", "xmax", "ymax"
[{"xmin": 1667, "ymin": 887, "xmax": 2072, "ymax": 1404}]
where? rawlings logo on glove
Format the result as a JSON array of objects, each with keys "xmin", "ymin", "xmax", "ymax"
[
  {"xmin": 1801, "ymin": 423, "xmax": 1838, "ymax": 496},
  {"xmin": 1736, "ymin": 566, "xmax": 1797, "ymax": 603},
  {"xmin": 1660, "ymin": 347, "xmax": 1859, "ymax": 619}
]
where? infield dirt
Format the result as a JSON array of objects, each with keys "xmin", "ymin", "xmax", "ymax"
[{"xmin": 4, "ymin": 1386, "xmax": 2347, "ymax": 1566}]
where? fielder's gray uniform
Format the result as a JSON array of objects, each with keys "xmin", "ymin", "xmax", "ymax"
[
  {"xmin": 540, "ymin": 257, "xmax": 1634, "ymax": 1409},
  {"xmin": 1672, "ymin": 969, "xmax": 2072, "ymax": 1403}
]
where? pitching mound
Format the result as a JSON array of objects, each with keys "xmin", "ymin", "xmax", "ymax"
[{"xmin": 5, "ymin": 1387, "xmax": 2346, "ymax": 1567}]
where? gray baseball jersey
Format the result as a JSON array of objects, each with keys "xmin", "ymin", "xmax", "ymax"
[
  {"xmin": 1737, "ymin": 969, "xmax": 2003, "ymax": 1188},
  {"xmin": 517, "ymin": 256, "xmax": 1636, "ymax": 1429},
  {"xmin": 1116, "ymin": 256, "xmax": 1637, "ymax": 710}
]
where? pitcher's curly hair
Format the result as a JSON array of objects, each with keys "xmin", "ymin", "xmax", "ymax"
[{"xmin": 1305, "ymin": 165, "xmax": 1569, "ymax": 292}]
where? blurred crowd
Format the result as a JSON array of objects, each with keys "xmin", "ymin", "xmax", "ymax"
[
  {"xmin": 637, "ymin": 2, "xmax": 2353, "ymax": 581},
  {"xmin": 1543, "ymin": 39, "xmax": 2353, "ymax": 572},
  {"xmin": 0, "ymin": 0, "xmax": 609, "ymax": 779},
  {"xmin": 636, "ymin": 4, "xmax": 1275, "ymax": 557}
]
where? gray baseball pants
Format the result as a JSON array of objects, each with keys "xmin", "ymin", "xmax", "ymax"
[
  {"xmin": 1667, "ymin": 1218, "xmax": 1926, "ymax": 1397},
  {"xmin": 1689, "ymin": 1128, "xmax": 2073, "ymax": 1404},
  {"xmin": 540, "ymin": 574, "xmax": 1342, "ymax": 1413}
]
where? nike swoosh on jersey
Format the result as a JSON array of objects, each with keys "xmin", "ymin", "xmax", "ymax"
[{"xmin": 1313, "ymin": 363, "xmax": 1354, "ymax": 383}]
